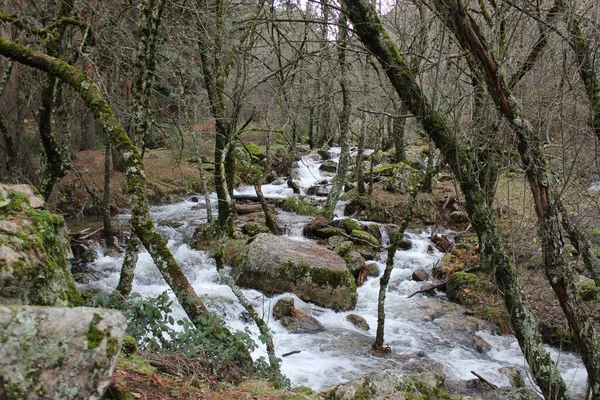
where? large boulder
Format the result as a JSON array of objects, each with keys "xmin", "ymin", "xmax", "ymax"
[
  {"xmin": 232, "ymin": 233, "xmax": 357, "ymax": 311},
  {"xmin": 0, "ymin": 305, "xmax": 126, "ymax": 399},
  {"xmin": 0, "ymin": 184, "xmax": 81, "ymax": 306}
]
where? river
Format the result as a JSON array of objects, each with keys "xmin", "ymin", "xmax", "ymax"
[{"xmin": 81, "ymin": 148, "xmax": 588, "ymax": 398}]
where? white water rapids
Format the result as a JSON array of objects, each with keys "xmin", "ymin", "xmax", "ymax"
[{"xmin": 83, "ymin": 148, "xmax": 588, "ymax": 398}]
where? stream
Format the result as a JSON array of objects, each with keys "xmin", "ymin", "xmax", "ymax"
[{"xmin": 81, "ymin": 148, "xmax": 588, "ymax": 398}]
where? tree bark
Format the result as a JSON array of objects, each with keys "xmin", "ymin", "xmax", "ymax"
[
  {"xmin": 339, "ymin": 1, "xmax": 570, "ymax": 397},
  {"xmin": 323, "ymin": 11, "xmax": 351, "ymax": 220}
]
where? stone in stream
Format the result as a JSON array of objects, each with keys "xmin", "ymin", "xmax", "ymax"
[
  {"xmin": 0, "ymin": 305, "xmax": 126, "ymax": 399},
  {"xmin": 232, "ymin": 233, "xmax": 357, "ymax": 311},
  {"xmin": 319, "ymin": 159, "xmax": 338, "ymax": 173},
  {"xmin": 498, "ymin": 366, "xmax": 524, "ymax": 388},
  {"xmin": 272, "ymin": 297, "xmax": 324, "ymax": 334},
  {"xmin": 346, "ymin": 314, "xmax": 370, "ymax": 331},
  {"xmin": 306, "ymin": 184, "xmax": 331, "ymax": 197},
  {"xmin": 412, "ymin": 268, "xmax": 429, "ymax": 282}
]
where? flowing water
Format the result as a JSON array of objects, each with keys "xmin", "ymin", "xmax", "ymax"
[{"xmin": 82, "ymin": 148, "xmax": 588, "ymax": 398}]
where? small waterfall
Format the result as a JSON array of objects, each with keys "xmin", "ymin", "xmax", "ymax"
[{"xmin": 379, "ymin": 225, "xmax": 390, "ymax": 247}]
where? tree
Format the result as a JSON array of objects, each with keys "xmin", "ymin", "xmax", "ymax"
[
  {"xmin": 338, "ymin": 0, "xmax": 570, "ymax": 397},
  {"xmin": 0, "ymin": 36, "xmax": 252, "ymax": 366}
]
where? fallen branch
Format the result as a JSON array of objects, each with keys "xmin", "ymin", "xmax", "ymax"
[
  {"xmin": 471, "ymin": 371, "xmax": 498, "ymax": 390},
  {"xmin": 407, "ymin": 280, "xmax": 447, "ymax": 299},
  {"xmin": 282, "ymin": 350, "xmax": 301, "ymax": 357}
]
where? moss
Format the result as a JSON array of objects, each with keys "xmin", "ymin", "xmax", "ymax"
[
  {"xmin": 244, "ymin": 142, "xmax": 265, "ymax": 161},
  {"xmin": 106, "ymin": 336, "xmax": 120, "ymax": 357},
  {"xmin": 278, "ymin": 195, "xmax": 318, "ymax": 216},
  {"xmin": 446, "ymin": 272, "xmax": 477, "ymax": 301},
  {"xmin": 121, "ymin": 335, "xmax": 138, "ymax": 356},
  {"xmin": 350, "ymin": 229, "xmax": 380, "ymax": 247},
  {"xmin": 343, "ymin": 218, "xmax": 361, "ymax": 234},
  {"xmin": 578, "ymin": 280, "xmax": 597, "ymax": 301},
  {"xmin": 87, "ymin": 312, "xmax": 104, "ymax": 349}
]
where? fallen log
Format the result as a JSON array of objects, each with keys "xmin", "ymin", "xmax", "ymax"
[
  {"xmin": 407, "ymin": 280, "xmax": 446, "ymax": 299},
  {"xmin": 237, "ymin": 203, "xmax": 276, "ymax": 215}
]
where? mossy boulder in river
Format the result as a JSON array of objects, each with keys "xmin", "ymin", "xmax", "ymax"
[
  {"xmin": 232, "ymin": 233, "xmax": 358, "ymax": 311},
  {"xmin": 0, "ymin": 305, "xmax": 126, "ymax": 399},
  {"xmin": 0, "ymin": 184, "xmax": 81, "ymax": 306}
]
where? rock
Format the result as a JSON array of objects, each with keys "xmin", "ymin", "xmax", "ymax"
[
  {"xmin": 242, "ymin": 221, "xmax": 270, "ymax": 237},
  {"xmin": 328, "ymin": 236, "xmax": 355, "ymax": 257},
  {"xmin": 356, "ymin": 246, "xmax": 377, "ymax": 261},
  {"xmin": 287, "ymin": 179, "xmax": 301, "ymax": 194},
  {"xmin": 344, "ymin": 182, "xmax": 355, "ymax": 192},
  {"xmin": 499, "ymin": 367, "xmax": 524, "ymax": 388},
  {"xmin": 159, "ymin": 219, "xmax": 184, "ymax": 229},
  {"xmin": 450, "ymin": 210, "xmax": 469, "ymax": 223},
  {"xmin": 244, "ymin": 142, "xmax": 265, "ymax": 160},
  {"xmin": 333, "ymin": 370, "xmax": 453, "ymax": 400},
  {"xmin": 412, "ymin": 268, "xmax": 429, "ymax": 282},
  {"xmin": 346, "ymin": 314, "xmax": 370, "ymax": 331},
  {"xmin": 446, "ymin": 272, "xmax": 477, "ymax": 301},
  {"xmin": 272, "ymin": 297, "xmax": 324, "ymax": 334},
  {"xmin": 401, "ymin": 360, "xmax": 446, "ymax": 388},
  {"xmin": 278, "ymin": 194, "xmax": 317, "ymax": 215},
  {"xmin": 232, "ymin": 233, "xmax": 357, "ymax": 311},
  {"xmin": 306, "ymin": 184, "xmax": 331, "ymax": 197},
  {"xmin": 319, "ymin": 159, "xmax": 338, "ymax": 173},
  {"xmin": 366, "ymin": 262, "xmax": 380, "ymax": 277},
  {"xmin": 0, "ymin": 184, "xmax": 81, "ymax": 306},
  {"xmin": 350, "ymin": 229, "xmax": 380, "ymax": 247},
  {"xmin": 342, "ymin": 218, "xmax": 362, "ymax": 233},
  {"xmin": 575, "ymin": 275, "xmax": 597, "ymax": 301},
  {"xmin": 344, "ymin": 251, "xmax": 366, "ymax": 277},
  {"xmin": 487, "ymin": 387, "xmax": 539, "ymax": 400},
  {"xmin": 471, "ymin": 335, "xmax": 491, "ymax": 353},
  {"xmin": 317, "ymin": 149, "xmax": 331, "ymax": 160},
  {"xmin": 398, "ymin": 237, "xmax": 413, "ymax": 250},
  {"xmin": 0, "ymin": 305, "xmax": 126, "ymax": 399}
]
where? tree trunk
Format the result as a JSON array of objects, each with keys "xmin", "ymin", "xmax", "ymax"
[
  {"xmin": 103, "ymin": 140, "xmax": 114, "ymax": 247},
  {"xmin": 323, "ymin": 11, "xmax": 351, "ymax": 220},
  {"xmin": 338, "ymin": 1, "xmax": 570, "ymax": 397},
  {"xmin": 392, "ymin": 102, "xmax": 407, "ymax": 162}
]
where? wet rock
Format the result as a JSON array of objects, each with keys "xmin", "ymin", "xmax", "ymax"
[
  {"xmin": 412, "ymin": 268, "xmax": 429, "ymax": 282},
  {"xmin": 487, "ymin": 387, "xmax": 539, "ymax": 400},
  {"xmin": 0, "ymin": 305, "xmax": 126, "ymax": 399},
  {"xmin": 398, "ymin": 237, "xmax": 413, "ymax": 250},
  {"xmin": 356, "ymin": 246, "xmax": 377, "ymax": 261},
  {"xmin": 346, "ymin": 314, "xmax": 370, "ymax": 331},
  {"xmin": 333, "ymin": 370, "xmax": 452, "ymax": 400},
  {"xmin": 272, "ymin": 297, "xmax": 324, "ymax": 334},
  {"xmin": 344, "ymin": 250, "xmax": 366, "ymax": 278},
  {"xmin": 471, "ymin": 335, "xmax": 491, "ymax": 353},
  {"xmin": 232, "ymin": 233, "xmax": 357, "ymax": 311},
  {"xmin": 499, "ymin": 367, "xmax": 524, "ymax": 388},
  {"xmin": 319, "ymin": 159, "xmax": 338, "ymax": 173},
  {"xmin": 366, "ymin": 262, "xmax": 380, "ymax": 277},
  {"xmin": 287, "ymin": 179, "xmax": 301, "ymax": 194},
  {"xmin": 318, "ymin": 149, "xmax": 331, "ymax": 160},
  {"xmin": 160, "ymin": 219, "xmax": 184, "ymax": 229},
  {"xmin": 306, "ymin": 184, "xmax": 331, "ymax": 197},
  {"xmin": 190, "ymin": 196, "xmax": 199, "ymax": 203},
  {"xmin": 0, "ymin": 184, "xmax": 80, "ymax": 306},
  {"xmin": 350, "ymin": 229, "xmax": 381, "ymax": 247}
]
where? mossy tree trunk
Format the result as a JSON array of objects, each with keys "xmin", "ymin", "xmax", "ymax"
[
  {"xmin": 102, "ymin": 139, "xmax": 114, "ymax": 247},
  {"xmin": 0, "ymin": 59, "xmax": 17, "ymax": 182},
  {"xmin": 120, "ymin": 0, "xmax": 167, "ymax": 296},
  {"xmin": 323, "ymin": 10, "xmax": 351, "ymax": 220},
  {"xmin": 0, "ymin": 37, "xmax": 252, "ymax": 365},
  {"xmin": 37, "ymin": 0, "xmax": 75, "ymax": 201},
  {"xmin": 430, "ymin": 0, "xmax": 600, "ymax": 395},
  {"xmin": 339, "ymin": 1, "xmax": 569, "ymax": 398}
]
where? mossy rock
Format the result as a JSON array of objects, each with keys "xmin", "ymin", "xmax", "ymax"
[
  {"xmin": 232, "ymin": 233, "xmax": 357, "ymax": 311},
  {"xmin": 190, "ymin": 220, "xmax": 221, "ymax": 249},
  {"xmin": 446, "ymin": 272, "xmax": 477, "ymax": 301},
  {"xmin": 0, "ymin": 184, "xmax": 82, "ymax": 306},
  {"xmin": 576, "ymin": 276, "xmax": 597, "ymax": 301},
  {"xmin": 242, "ymin": 221, "xmax": 270, "ymax": 237},
  {"xmin": 244, "ymin": 142, "xmax": 265, "ymax": 161},
  {"xmin": 350, "ymin": 230, "xmax": 381, "ymax": 247},
  {"xmin": 343, "ymin": 218, "xmax": 362, "ymax": 234},
  {"xmin": 278, "ymin": 195, "xmax": 318, "ymax": 215},
  {"xmin": 313, "ymin": 227, "xmax": 346, "ymax": 239}
]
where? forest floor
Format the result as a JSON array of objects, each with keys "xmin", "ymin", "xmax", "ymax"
[{"xmin": 58, "ymin": 145, "xmax": 599, "ymax": 399}]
